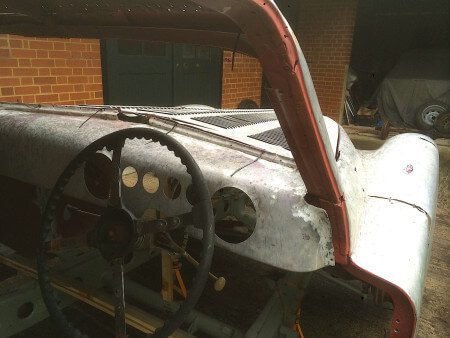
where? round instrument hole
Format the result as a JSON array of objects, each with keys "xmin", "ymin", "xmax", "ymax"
[
  {"xmin": 164, "ymin": 177, "xmax": 181, "ymax": 200},
  {"xmin": 17, "ymin": 302, "xmax": 34, "ymax": 319},
  {"xmin": 122, "ymin": 166, "xmax": 138, "ymax": 188},
  {"xmin": 143, "ymin": 172, "xmax": 160, "ymax": 193},
  {"xmin": 84, "ymin": 152, "xmax": 113, "ymax": 199},
  {"xmin": 211, "ymin": 187, "xmax": 256, "ymax": 244}
]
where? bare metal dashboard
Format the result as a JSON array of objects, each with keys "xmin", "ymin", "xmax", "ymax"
[{"xmin": 0, "ymin": 104, "xmax": 336, "ymax": 272}]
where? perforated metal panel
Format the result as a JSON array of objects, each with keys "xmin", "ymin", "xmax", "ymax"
[
  {"xmin": 192, "ymin": 112, "xmax": 277, "ymax": 128},
  {"xmin": 249, "ymin": 127, "xmax": 290, "ymax": 150}
]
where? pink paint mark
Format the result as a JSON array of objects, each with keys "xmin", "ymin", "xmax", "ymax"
[{"xmin": 404, "ymin": 164, "xmax": 414, "ymax": 174}]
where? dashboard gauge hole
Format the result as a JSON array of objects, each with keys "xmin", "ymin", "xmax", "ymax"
[
  {"xmin": 122, "ymin": 166, "xmax": 138, "ymax": 188},
  {"xmin": 84, "ymin": 152, "xmax": 113, "ymax": 199},
  {"xmin": 185, "ymin": 184, "xmax": 197, "ymax": 205},
  {"xmin": 17, "ymin": 302, "xmax": 34, "ymax": 319},
  {"xmin": 164, "ymin": 177, "xmax": 181, "ymax": 200},
  {"xmin": 211, "ymin": 187, "xmax": 256, "ymax": 244},
  {"xmin": 143, "ymin": 171, "xmax": 159, "ymax": 193},
  {"xmin": 124, "ymin": 252, "xmax": 134, "ymax": 265}
]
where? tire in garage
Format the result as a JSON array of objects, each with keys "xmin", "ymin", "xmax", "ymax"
[
  {"xmin": 435, "ymin": 112, "xmax": 450, "ymax": 138},
  {"xmin": 415, "ymin": 101, "xmax": 449, "ymax": 131}
]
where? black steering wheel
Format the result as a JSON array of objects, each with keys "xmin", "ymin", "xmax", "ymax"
[{"xmin": 37, "ymin": 127, "xmax": 215, "ymax": 337}]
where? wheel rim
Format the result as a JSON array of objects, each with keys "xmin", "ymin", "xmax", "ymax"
[{"xmin": 421, "ymin": 105, "xmax": 445, "ymax": 127}]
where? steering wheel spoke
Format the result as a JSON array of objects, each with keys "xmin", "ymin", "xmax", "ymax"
[
  {"xmin": 108, "ymin": 141, "xmax": 125, "ymax": 208},
  {"xmin": 112, "ymin": 258, "xmax": 127, "ymax": 338}
]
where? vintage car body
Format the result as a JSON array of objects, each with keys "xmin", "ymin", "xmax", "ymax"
[{"xmin": 0, "ymin": 1, "xmax": 440, "ymax": 337}]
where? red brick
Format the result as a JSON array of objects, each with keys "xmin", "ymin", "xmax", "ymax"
[
  {"xmin": 70, "ymin": 51, "xmax": 82, "ymax": 59},
  {"xmin": 9, "ymin": 39, "xmax": 23, "ymax": 48},
  {"xmin": 1, "ymin": 96, "xmax": 21, "ymax": 103},
  {"xmin": 48, "ymin": 50, "xmax": 71, "ymax": 59},
  {"xmin": 85, "ymin": 83, "xmax": 102, "ymax": 91},
  {"xmin": 36, "ymin": 50, "xmax": 49, "ymax": 58},
  {"xmin": 81, "ymin": 51, "xmax": 100, "ymax": 59},
  {"xmin": 15, "ymin": 86, "xmax": 40, "ymax": 95},
  {"xmin": 82, "ymin": 67, "xmax": 101, "ymax": 76},
  {"xmin": 31, "ymin": 59, "xmax": 55, "ymax": 67},
  {"xmin": 0, "ymin": 77, "xmax": 20, "ymax": 86},
  {"xmin": 0, "ymin": 36, "xmax": 103, "ymax": 105},
  {"xmin": 20, "ymin": 77, "xmax": 33, "ymax": 85},
  {"xmin": 65, "ymin": 42, "xmax": 87, "ymax": 51},
  {"xmin": 0, "ymin": 67, "xmax": 12, "ymax": 76},
  {"xmin": 70, "ymin": 92, "xmax": 90, "ymax": 100},
  {"xmin": 11, "ymin": 49, "xmax": 36, "ymax": 58},
  {"xmin": 66, "ymin": 59, "xmax": 86, "ymax": 67},
  {"xmin": 57, "ymin": 76, "xmax": 68, "ymax": 84},
  {"xmin": 18, "ymin": 59, "xmax": 32, "ymax": 67},
  {"xmin": 21, "ymin": 95, "xmax": 36, "ymax": 103},
  {"xmin": 29, "ymin": 40, "xmax": 54, "ymax": 50},
  {"xmin": 40, "ymin": 85, "xmax": 52, "ymax": 93},
  {"xmin": 50, "ymin": 68, "xmax": 72, "ymax": 76},
  {"xmin": 68, "ymin": 75, "xmax": 88, "ymax": 84},
  {"xmin": 53, "ymin": 41, "xmax": 66, "ymax": 50},
  {"xmin": 35, "ymin": 93, "xmax": 59, "ymax": 103},
  {"xmin": 54, "ymin": 59, "xmax": 66, "ymax": 67},
  {"xmin": 72, "ymin": 68, "xmax": 83, "ymax": 75},
  {"xmin": 58, "ymin": 93, "xmax": 70, "ymax": 101},
  {"xmin": 0, "ymin": 48, "xmax": 11, "ymax": 58},
  {"xmin": 53, "ymin": 84, "xmax": 74, "ymax": 93},
  {"xmin": 13, "ymin": 68, "xmax": 38, "ymax": 76},
  {"xmin": 38, "ymin": 68, "xmax": 51, "ymax": 76},
  {"xmin": 0, "ymin": 59, "xmax": 18, "ymax": 67},
  {"xmin": 0, "ymin": 38, "xmax": 8, "ymax": 48},
  {"xmin": 90, "ymin": 43, "xmax": 100, "ymax": 52},
  {"xmin": 33, "ymin": 77, "xmax": 57, "ymax": 85},
  {"xmin": 1, "ymin": 87, "xmax": 14, "ymax": 95}
]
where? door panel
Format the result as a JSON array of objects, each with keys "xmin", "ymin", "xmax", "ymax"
[
  {"xmin": 104, "ymin": 40, "xmax": 173, "ymax": 106},
  {"xmin": 173, "ymin": 45, "xmax": 222, "ymax": 107},
  {"xmin": 103, "ymin": 40, "xmax": 222, "ymax": 107}
]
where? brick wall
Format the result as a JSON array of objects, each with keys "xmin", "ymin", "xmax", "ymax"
[
  {"xmin": 0, "ymin": 35, "xmax": 103, "ymax": 105},
  {"xmin": 221, "ymin": 51, "xmax": 262, "ymax": 109},
  {"xmin": 220, "ymin": 0, "xmax": 357, "ymax": 120},
  {"xmin": 296, "ymin": 0, "xmax": 357, "ymax": 122}
]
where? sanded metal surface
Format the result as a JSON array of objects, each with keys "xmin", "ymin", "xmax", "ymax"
[{"xmin": 0, "ymin": 109, "xmax": 335, "ymax": 272}]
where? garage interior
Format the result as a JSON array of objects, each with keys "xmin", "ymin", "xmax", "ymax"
[{"xmin": 0, "ymin": 0, "xmax": 449, "ymax": 337}]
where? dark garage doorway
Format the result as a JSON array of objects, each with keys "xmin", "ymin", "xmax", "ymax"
[
  {"xmin": 346, "ymin": 0, "xmax": 449, "ymax": 129},
  {"xmin": 102, "ymin": 40, "xmax": 223, "ymax": 107}
]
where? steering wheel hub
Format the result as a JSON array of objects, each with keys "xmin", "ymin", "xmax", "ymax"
[{"xmin": 96, "ymin": 207, "xmax": 136, "ymax": 260}]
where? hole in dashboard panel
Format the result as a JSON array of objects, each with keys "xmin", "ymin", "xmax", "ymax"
[
  {"xmin": 124, "ymin": 252, "xmax": 134, "ymax": 265},
  {"xmin": 143, "ymin": 171, "xmax": 159, "ymax": 193},
  {"xmin": 122, "ymin": 166, "xmax": 138, "ymax": 188},
  {"xmin": 186, "ymin": 184, "xmax": 195, "ymax": 205},
  {"xmin": 83, "ymin": 152, "xmax": 113, "ymax": 199},
  {"xmin": 212, "ymin": 187, "xmax": 256, "ymax": 244},
  {"xmin": 164, "ymin": 177, "xmax": 181, "ymax": 200},
  {"xmin": 17, "ymin": 302, "xmax": 34, "ymax": 319}
]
